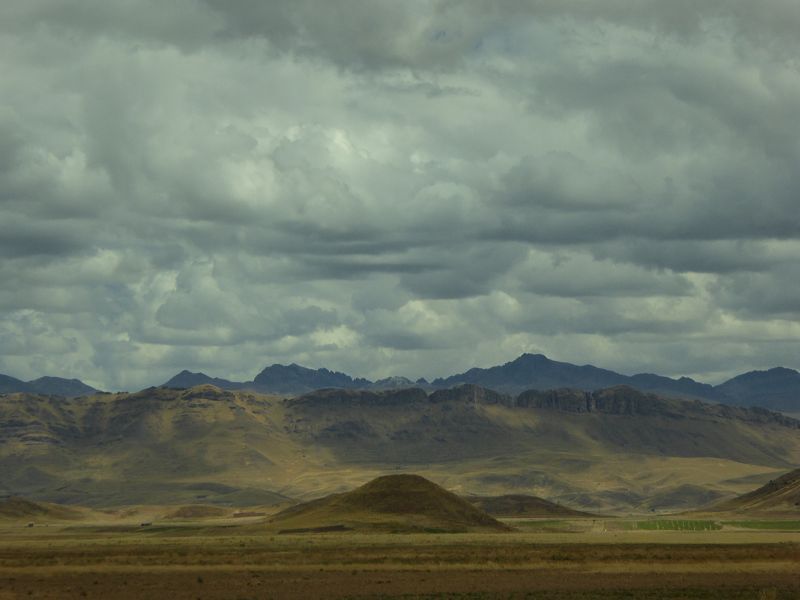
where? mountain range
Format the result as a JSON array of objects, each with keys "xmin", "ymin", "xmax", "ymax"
[
  {"xmin": 1, "ymin": 382, "xmax": 798, "ymax": 513},
  {"xmin": 161, "ymin": 354, "xmax": 798, "ymax": 413},
  {"xmin": 1, "ymin": 353, "xmax": 798, "ymax": 412},
  {"xmin": 163, "ymin": 364, "xmax": 413, "ymax": 395}
]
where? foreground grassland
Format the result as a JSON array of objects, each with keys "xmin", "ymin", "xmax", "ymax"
[{"xmin": 1, "ymin": 521, "xmax": 799, "ymax": 599}]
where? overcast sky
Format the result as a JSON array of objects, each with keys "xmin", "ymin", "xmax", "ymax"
[{"xmin": 2, "ymin": 1, "xmax": 799, "ymax": 391}]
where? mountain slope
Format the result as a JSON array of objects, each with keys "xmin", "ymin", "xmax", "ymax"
[
  {"xmin": 269, "ymin": 474, "xmax": 508, "ymax": 532},
  {"xmin": 715, "ymin": 368, "xmax": 800, "ymax": 413},
  {"xmin": 709, "ymin": 468, "xmax": 800, "ymax": 514},
  {"xmin": 0, "ymin": 386, "xmax": 299, "ymax": 507},
  {"xmin": 465, "ymin": 494, "xmax": 594, "ymax": 518},
  {"xmin": 281, "ymin": 384, "xmax": 800, "ymax": 512},
  {"xmin": 27, "ymin": 377, "xmax": 99, "ymax": 397},
  {"xmin": 285, "ymin": 384, "xmax": 798, "ymax": 466},
  {"xmin": 0, "ymin": 374, "xmax": 32, "ymax": 394},
  {"xmin": 2, "ymin": 384, "xmax": 799, "ymax": 512},
  {"xmin": 628, "ymin": 373, "xmax": 718, "ymax": 401}
]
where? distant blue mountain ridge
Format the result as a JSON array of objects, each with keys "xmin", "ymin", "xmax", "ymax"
[
  {"xmin": 155, "ymin": 353, "xmax": 799, "ymax": 413},
  {"xmin": 3, "ymin": 353, "xmax": 799, "ymax": 412}
]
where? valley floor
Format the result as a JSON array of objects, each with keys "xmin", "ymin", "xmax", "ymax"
[{"xmin": 1, "ymin": 523, "xmax": 799, "ymax": 599}]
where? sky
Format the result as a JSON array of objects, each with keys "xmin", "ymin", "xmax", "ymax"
[{"xmin": 1, "ymin": 1, "xmax": 799, "ymax": 391}]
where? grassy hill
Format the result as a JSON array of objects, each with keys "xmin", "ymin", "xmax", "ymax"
[
  {"xmin": 0, "ymin": 497, "xmax": 85, "ymax": 521},
  {"xmin": 269, "ymin": 474, "xmax": 508, "ymax": 533}
]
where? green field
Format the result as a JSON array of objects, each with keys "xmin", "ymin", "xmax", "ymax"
[
  {"xmin": 621, "ymin": 519, "xmax": 722, "ymax": 531},
  {"xmin": 727, "ymin": 520, "xmax": 800, "ymax": 530}
]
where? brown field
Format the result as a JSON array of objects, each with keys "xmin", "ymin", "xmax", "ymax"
[{"xmin": 1, "ymin": 520, "xmax": 799, "ymax": 599}]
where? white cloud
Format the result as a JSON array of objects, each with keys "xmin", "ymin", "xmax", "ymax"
[{"xmin": 1, "ymin": 1, "xmax": 799, "ymax": 389}]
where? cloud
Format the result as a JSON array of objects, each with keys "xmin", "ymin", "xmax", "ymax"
[{"xmin": 0, "ymin": 1, "xmax": 798, "ymax": 389}]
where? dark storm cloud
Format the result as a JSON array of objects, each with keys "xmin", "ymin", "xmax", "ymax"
[
  {"xmin": 592, "ymin": 240, "xmax": 793, "ymax": 274},
  {"xmin": 0, "ymin": 221, "xmax": 90, "ymax": 258},
  {"xmin": 1, "ymin": 1, "xmax": 799, "ymax": 389},
  {"xmin": 712, "ymin": 262, "xmax": 800, "ymax": 319}
]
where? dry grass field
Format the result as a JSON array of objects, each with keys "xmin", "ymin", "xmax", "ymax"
[{"xmin": 1, "ymin": 519, "xmax": 798, "ymax": 599}]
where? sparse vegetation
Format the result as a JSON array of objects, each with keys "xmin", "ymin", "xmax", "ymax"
[{"xmin": 621, "ymin": 520, "xmax": 722, "ymax": 531}]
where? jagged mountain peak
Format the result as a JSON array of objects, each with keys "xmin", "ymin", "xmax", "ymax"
[
  {"xmin": 162, "ymin": 370, "xmax": 242, "ymax": 391},
  {"xmin": 253, "ymin": 362, "xmax": 370, "ymax": 394}
]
